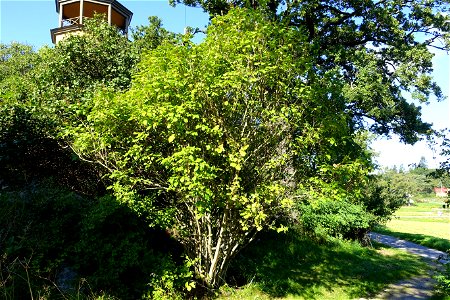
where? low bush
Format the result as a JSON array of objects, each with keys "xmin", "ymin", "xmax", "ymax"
[
  {"xmin": 0, "ymin": 181, "xmax": 87, "ymax": 298},
  {"xmin": 297, "ymin": 200, "xmax": 375, "ymax": 241},
  {"xmin": 294, "ymin": 173, "xmax": 404, "ymax": 243},
  {"xmin": 0, "ymin": 180, "xmax": 190, "ymax": 299},
  {"xmin": 435, "ymin": 253, "xmax": 450, "ymax": 296}
]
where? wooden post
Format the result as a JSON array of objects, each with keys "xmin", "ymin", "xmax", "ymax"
[
  {"xmin": 80, "ymin": 0, "xmax": 84, "ymax": 24},
  {"xmin": 108, "ymin": 4, "xmax": 112, "ymax": 25},
  {"xmin": 125, "ymin": 17, "xmax": 130, "ymax": 36},
  {"xmin": 59, "ymin": 3, "xmax": 63, "ymax": 27}
]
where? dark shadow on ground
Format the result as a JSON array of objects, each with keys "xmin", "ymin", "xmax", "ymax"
[{"xmin": 226, "ymin": 231, "xmax": 426, "ymax": 299}]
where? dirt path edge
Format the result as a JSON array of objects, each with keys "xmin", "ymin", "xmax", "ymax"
[{"xmin": 366, "ymin": 232, "xmax": 448, "ymax": 300}]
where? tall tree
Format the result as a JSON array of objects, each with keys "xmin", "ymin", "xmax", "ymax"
[
  {"xmin": 131, "ymin": 16, "xmax": 181, "ymax": 53},
  {"xmin": 173, "ymin": 0, "xmax": 449, "ymax": 144}
]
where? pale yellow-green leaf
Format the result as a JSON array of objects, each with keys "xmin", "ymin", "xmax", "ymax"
[{"xmin": 215, "ymin": 144, "xmax": 224, "ymax": 154}]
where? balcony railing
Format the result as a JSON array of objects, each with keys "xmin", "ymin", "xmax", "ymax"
[
  {"xmin": 61, "ymin": 17, "xmax": 87, "ymax": 27},
  {"xmin": 59, "ymin": 16, "xmax": 127, "ymax": 35}
]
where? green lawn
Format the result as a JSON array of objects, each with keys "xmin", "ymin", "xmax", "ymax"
[
  {"xmin": 394, "ymin": 202, "xmax": 450, "ymax": 218},
  {"xmin": 218, "ymin": 231, "xmax": 428, "ymax": 299},
  {"xmin": 375, "ymin": 200, "xmax": 450, "ymax": 252}
]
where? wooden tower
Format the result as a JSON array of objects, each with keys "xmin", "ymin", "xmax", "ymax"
[{"xmin": 50, "ymin": 0, "xmax": 133, "ymax": 44}]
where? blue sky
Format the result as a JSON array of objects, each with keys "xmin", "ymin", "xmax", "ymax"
[
  {"xmin": 1, "ymin": 0, "xmax": 449, "ymax": 170},
  {"xmin": 0, "ymin": 0, "xmax": 209, "ymax": 45}
]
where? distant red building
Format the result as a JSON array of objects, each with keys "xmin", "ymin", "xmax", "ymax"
[{"xmin": 433, "ymin": 187, "xmax": 449, "ymax": 197}]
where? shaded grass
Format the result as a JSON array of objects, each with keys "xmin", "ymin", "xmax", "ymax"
[
  {"xmin": 220, "ymin": 231, "xmax": 427, "ymax": 299},
  {"xmin": 374, "ymin": 226, "xmax": 450, "ymax": 253}
]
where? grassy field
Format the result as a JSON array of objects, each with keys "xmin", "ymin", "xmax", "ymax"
[
  {"xmin": 375, "ymin": 199, "xmax": 450, "ymax": 252},
  {"xmin": 218, "ymin": 231, "xmax": 428, "ymax": 299}
]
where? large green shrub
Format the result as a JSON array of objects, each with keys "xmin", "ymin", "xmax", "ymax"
[
  {"xmin": 293, "ymin": 166, "xmax": 405, "ymax": 242},
  {"xmin": 297, "ymin": 200, "xmax": 375, "ymax": 241},
  {"xmin": 65, "ymin": 8, "xmax": 311, "ymax": 289},
  {"xmin": 362, "ymin": 174, "xmax": 405, "ymax": 222},
  {"xmin": 0, "ymin": 17, "xmax": 193, "ymax": 299}
]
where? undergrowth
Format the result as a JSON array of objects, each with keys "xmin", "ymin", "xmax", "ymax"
[
  {"xmin": 0, "ymin": 181, "xmax": 431, "ymax": 299},
  {"xmin": 221, "ymin": 229, "xmax": 427, "ymax": 299},
  {"xmin": 0, "ymin": 180, "xmax": 189, "ymax": 299},
  {"xmin": 435, "ymin": 252, "xmax": 450, "ymax": 297}
]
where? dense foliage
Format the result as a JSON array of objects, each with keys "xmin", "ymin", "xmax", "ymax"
[
  {"xmin": 0, "ymin": 180, "xmax": 189, "ymax": 298},
  {"xmin": 296, "ymin": 173, "xmax": 407, "ymax": 242},
  {"xmin": 1, "ymin": 0, "xmax": 449, "ymax": 297},
  {"xmin": 0, "ymin": 17, "xmax": 139, "ymax": 194},
  {"xmin": 67, "ymin": 10, "xmax": 314, "ymax": 289},
  {"xmin": 1, "ymin": 17, "xmax": 191, "ymax": 299},
  {"xmin": 175, "ymin": 0, "xmax": 449, "ymax": 143}
]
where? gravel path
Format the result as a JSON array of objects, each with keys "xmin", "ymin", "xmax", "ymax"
[
  {"xmin": 369, "ymin": 233, "xmax": 448, "ymax": 264},
  {"xmin": 367, "ymin": 232, "xmax": 448, "ymax": 300}
]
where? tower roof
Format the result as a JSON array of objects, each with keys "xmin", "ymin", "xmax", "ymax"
[{"xmin": 54, "ymin": 0, "xmax": 133, "ymax": 20}]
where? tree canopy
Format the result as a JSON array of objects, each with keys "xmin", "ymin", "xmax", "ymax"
[{"xmin": 174, "ymin": 0, "xmax": 449, "ymax": 143}]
